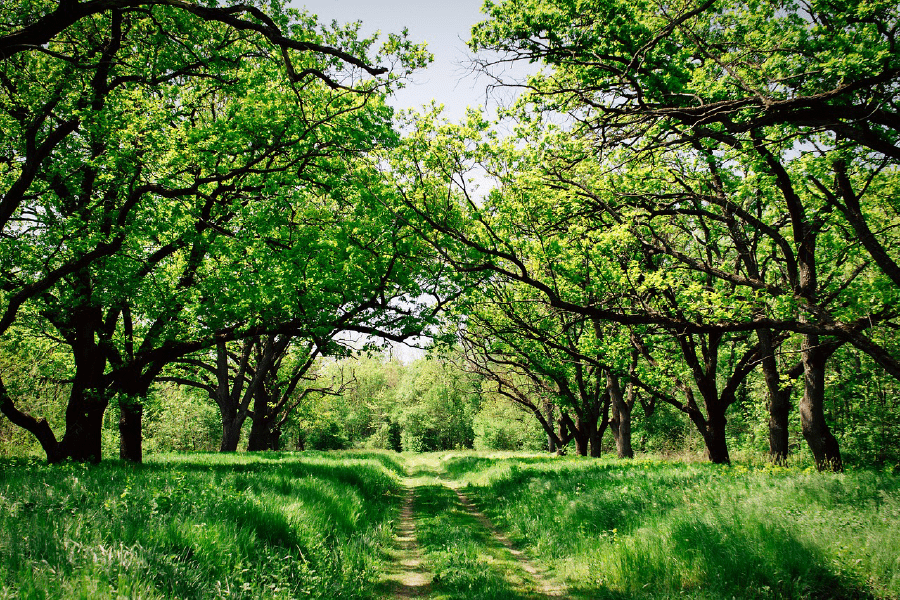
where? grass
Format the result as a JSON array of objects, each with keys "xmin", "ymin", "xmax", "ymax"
[
  {"xmin": 2, "ymin": 450, "xmax": 899, "ymax": 599},
  {"xmin": 443, "ymin": 452, "xmax": 900, "ymax": 599},
  {"xmin": 0, "ymin": 450, "xmax": 403, "ymax": 599}
]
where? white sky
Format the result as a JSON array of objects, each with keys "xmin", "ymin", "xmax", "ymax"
[{"xmin": 290, "ymin": 0, "xmax": 515, "ymax": 121}]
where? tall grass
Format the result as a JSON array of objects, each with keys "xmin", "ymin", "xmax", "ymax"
[
  {"xmin": 446, "ymin": 453, "xmax": 900, "ymax": 599},
  {"xmin": 0, "ymin": 451, "xmax": 402, "ymax": 599}
]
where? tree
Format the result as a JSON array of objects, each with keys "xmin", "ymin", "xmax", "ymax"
[
  {"xmin": 0, "ymin": 0, "xmax": 430, "ymax": 462},
  {"xmin": 379, "ymin": 0, "xmax": 900, "ymax": 470}
]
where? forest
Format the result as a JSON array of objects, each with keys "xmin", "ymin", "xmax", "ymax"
[{"xmin": 1, "ymin": 0, "xmax": 900, "ymax": 598}]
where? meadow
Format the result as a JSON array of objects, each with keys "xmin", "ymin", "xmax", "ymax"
[
  {"xmin": 0, "ymin": 451, "xmax": 405, "ymax": 600},
  {"xmin": 1, "ymin": 451, "xmax": 899, "ymax": 599}
]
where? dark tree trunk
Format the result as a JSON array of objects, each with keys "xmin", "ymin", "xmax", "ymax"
[
  {"xmin": 247, "ymin": 388, "xmax": 273, "ymax": 451},
  {"xmin": 800, "ymin": 334, "xmax": 842, "ymax": 471},
  {"xmin": 220, "ymin": 412, "xmax": 244, "ymax": 452},
  {"xmin": 59, "ymin": 394, "xmax": 107, "ymax": 463},
  {"xmin": 588, "ymin": 420, "xmax": 601, "ymax": 457},
  {"xmin": 757, "ymin": 328, "xmax": 791, "ymax": 463},
  {"xmin": 608, "ymin": 372, "xmax": 634, "ymax": 459},
  {"xmin": 556, "ymin": 419, "xmax": 568, "ymax": 455},
  {"xmin": 270, "ymin": 425, "xmax": 282, "ymax": 451},
  {"xmin": 573, "ymin": 430, "xmax": 589, "ymax": 456},
  {"xmin": 545, "ymin": 402, "xmax": 556, "ymax": 453},
  {"xmin": 703, "ymin": 414, "xmax": 730, "ymax": 464},
  {"xmin": 118, "ymin": 400, "xmax": 143, "ymax": 462},
  {"xmin": 614, "ymin": 400, "xmax": 633, "ymax": 459}
]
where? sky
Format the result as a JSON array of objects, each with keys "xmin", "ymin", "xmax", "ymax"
[{"xmin": 290, "ymin": 0, "xmax": 510, "ymax": 122}]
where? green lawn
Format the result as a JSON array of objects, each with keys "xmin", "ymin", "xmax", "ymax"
[
  {"xmin": 446, "ymin": 452, "xmax": 900, "ymax": 599},
  {"xmin": 0, "ymin": 451, "xmax": 404, "ymax": 600},
  {"xmin": 1, "ymin": 451, "xmax": 898, "ymax": 599}
]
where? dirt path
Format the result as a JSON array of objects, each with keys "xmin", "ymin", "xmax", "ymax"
[
  {"xmin": 382, "ymin": 456, "xmax": 566, "ymax": 599},
  {"xmin": 449, "ymin": 486, "xmax": 566, "ymax": 599},
  {"xmin": 381, "ymin": 481, "xmax": 432, "ymax": 599}
]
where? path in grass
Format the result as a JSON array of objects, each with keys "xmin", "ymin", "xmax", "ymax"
[
  {"xmin": 448, "ymin": 485, "xmax": 565, "ymax": 598},
  {"xmin": 381, "ymin": 455, "xmax": 565, "ymax": 600},
  {"xmin": 380, "ymin": 481, "xmax": 432, "ymax": 599}
]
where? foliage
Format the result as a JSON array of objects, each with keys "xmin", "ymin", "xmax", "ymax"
[
  {"xmin": 473, "ymin": 395, "xmax": 546, "ymax": 452},
  {"xmin": 142, "ymin": 385, "xmax": 221, "ymax": 454},
  {"xmin": 394, "ymin": 357, "xmax": 480, "ymax": 452}
]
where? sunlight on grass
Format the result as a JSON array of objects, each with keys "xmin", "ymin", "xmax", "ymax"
[
  {"xmin": 0, "ymin": 451, "xmax": 402, "ymax": 599},
  {"xmin": 446, "ymin": 454, "xmax": 900, "ymax": 599}
]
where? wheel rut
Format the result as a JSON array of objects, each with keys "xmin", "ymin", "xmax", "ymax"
[
  {"xmin": 448, "ymin": 485, "xmax": 566, "ymax": 598},
  {"xmin": 382, "ymin": 481, "xmax": 431, "ymax": 599},
  {"xmin": 382, "ymin": 455, "xmax": 566, "ymax": 599}
]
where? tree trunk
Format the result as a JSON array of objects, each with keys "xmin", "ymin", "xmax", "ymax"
[
  {"xmin": 703, "ymin": 413, "xmax": 730, "ymax": 464},
  {"xmin": 545, "ymin": 402, "xmax": 556, "ymax": 453},
  {"xmin": 757, "ymin": 328, "xmax": 791, "ymax": 463},
  {"xmin": 800, "ymin": 333, "xmax": 842, "ymax": 471},
  {"xmin": 119, "ymin": 400, "xmax": 143, "ymax": 462},
  {"xmin": 247, "ymin": 389, "xmax": 273, "ymax": 451},
  {"xmin": 556, "ymin": 419, "xmax": 568, "ymax": 455},
  {"xmin": 59, "ymin": 394, "xmax": 107, "ymax": 463},
  {"xmin": 220, "ymin": 411, "xmax": 244, "ymax": 452},
  {"xmin": 608, "ymin": 372, "xmax": 634, "ymax": 459},
  {"xmin": 573, "ymin": 431, "xmax": 588, "ymax": 456},
  {"xmin": 588, "ymin": 419, "xmax": 601, "ymax": 457}
]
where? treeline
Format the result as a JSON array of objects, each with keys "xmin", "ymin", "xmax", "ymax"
[
  {"xmin": 2, "ymin": 0, "xmax": 900, "ymax": 471},
  {"xmin": 3, "ymin": 343, "xmax": 897, "ymax": 468}
]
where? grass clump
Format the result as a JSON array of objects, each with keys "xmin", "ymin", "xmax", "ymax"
[
  {"xmin": 445, "ymin": 453, "xmax": 900, "ymax": 599},
  {"xmin": 0, "ymin": 450, "xmax": 403, "ymax": 599}
]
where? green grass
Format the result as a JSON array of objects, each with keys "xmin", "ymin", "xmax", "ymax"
[
  {"xmin": 3, "ymin": 450, "xmax": 899, "ymax": 599},
  {"xmin": 0, "ymin": 451, "xmax": 403, "ymax": 599},
  {"xmin": 444, "ymin": 452, "xmax": 900, "ymax": 599},
  {"xmin": 413, "ymin": 482, "xmax": 545, "ymax": 600}
]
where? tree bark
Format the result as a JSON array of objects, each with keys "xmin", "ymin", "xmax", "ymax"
[
  {"xmin": 800, "ymin": 333, "xmax": 842, "ymax": 471},
  {"xmin": 608, "ymin": 372, "xmax": 634, "ymax": 459},
  {"xmin": 703, "ymin": 414, "xmax": 730, "ymax": 464},
  {"xmin": 118, "ymin": 400, "xmax": 143, "ymax": 462},
  {"xmin": 545, "ymin": 402, "xmax": 557, "ymax": 453},
  {"xmin": 58, "ymin": 394, "xmax": 107, "ymax": 463},
  {"xmin": 247, "ymin": 389, "xmax": 276, "ymax": 451},
  {"xmin": 757, "ymin": 328, "xmax": 791, "ymax": 463},
  {"xmin": 220, "ymin": 411, "xmax": 244, "ymax": 452}
]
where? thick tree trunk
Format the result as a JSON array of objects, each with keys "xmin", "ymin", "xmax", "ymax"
[
  {"xmin": 220, "ymin": 412, "xmax": 244, "ymax": 452},
  {"xmin": 588, "ymin": 421, "xmax": 602, "ymax": 457},
  {"xmin": 573, "ymin": 431, "xmax": 588, "ymax": 456},
  {"xmin": 614, "ymin": 401, "xmax": 633, "ymax": 459},
  {"xmin": 703, "ymin": 413, "xmax": 730, "ymax": 464},
  {"xmin": 247, "ymin": 389, "xmax": 273, "ymax": 451},
  {"xmin": 757, "ymin": 328, "xmax": 791, "ymax": 463},
  {"xmin": 118, "ymin": 400, "xmax": 143, "ymax": 462},
  {"xmin": 800, "ymin": 334, "xmax": 842, "ymax": 471},
  {"xmin": 556, "ymin": 419, "xmax": 568, "ymax": 455},
  {"xmin": 545, "ymin": 402, "xmax": 556, "ymax": 453},
  {"xmin": 59, "ymin": 394, "xmax": 107, "ymax": 463},
  {"xmin": 690, "ymin": 403, "xmax": 730, "ymax": 465}
]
